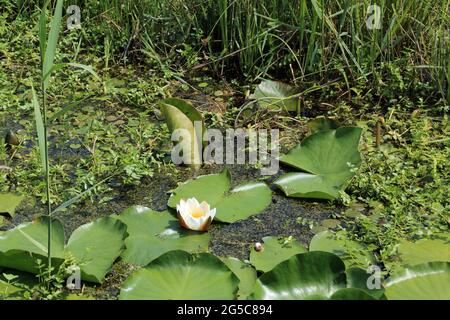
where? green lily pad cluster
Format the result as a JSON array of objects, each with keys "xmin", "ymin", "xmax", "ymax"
[
  {"xmin": 0, "ymin": 216, "xmax": 126, "ymax": 283},
  {"xmin": 117, "ymin": 229, "xmax": 450, "ymax": 300}
]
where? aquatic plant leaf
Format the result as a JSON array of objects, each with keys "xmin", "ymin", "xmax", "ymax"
[
  {"xmin": 0, "ymin": 217, "xmax": 65, "ymax": 274},
  {"xmin": 119, "ymin": 251, "xmax": 239, "ymax": 300},
  {"xmin": 307, "ymin": 116, "xmax": 340, "ymax": 133},
  {"xmin": 0, "ymin": 193, "xmax": 24, "ymax": 218},
  {"xmin": 250, "ymin": 236, "xmax": 307, "ymax": 272},
  {"xmin": 159, "ymin": 98, "xmax": 204, "ymax": 168},
  {"xmin": 384, "ymin": 262, "xmax": 450, "ymax": 300},
  {"xmin": 167, "ymin": 169, "xmax": 272, "ymax": 223},
  {"xmin": 116, "ymin": 206, "xmax": 210, "ymax": 266},
  {"xmin": 251, "ymin": 252, "xmax": 346, "ymax": 299},
  {"xmin": 274, "ymin": 127, "xmax": 362, "ymax": 200},
  {"xmin": 65, "ymin": 217, "xmax": 127, "ymax": 283},
  {"xmin": 42, "ymin": 0, "xmax": 63, "ymax": 89},
  {"xmin": 222, "ymin": 257, "xmax": 257, "ymax": 300},
  {"xmin": 0, "ymin": 217, "xmax": 127, "ymax": 284},
  {"xmin": 330, "ymin": 288, "xmax": 375, "ymax": 300},
  {"xmin": 31, "ymin": 84, "xmax": 47, "ymax": 173},
  {"xmin": 397, "ymin": 238, "xmax": 450, "ymax": 266},
  {"xmin": 309, "ymin": 231, "xmax": 376, "ymax": 268},
  {"xmin": 251, "ymin": 80, "xmax": 299, "ymax": 112}
]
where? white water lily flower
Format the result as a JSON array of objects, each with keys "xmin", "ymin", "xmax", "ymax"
[{"xmin": 176, "ymin": 197, "xmax": 216, "ymax": 231}]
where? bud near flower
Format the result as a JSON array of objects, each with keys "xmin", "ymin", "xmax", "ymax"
[{"xmin": 254, "ymin": 242, "xmax": 263, "ymax": 252}]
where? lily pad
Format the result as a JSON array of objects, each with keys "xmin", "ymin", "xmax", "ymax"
[
  {"xmin": 274, "ymin": 127, "xmax": 362, "ymax": 200},
  {"xmin": 330, "ymin": 288, "xmax": 375, "ymax": 300},
  {"xmin": 119, "ymin": 251, "xmax": 239, "ymax": 300},
  {"xmin": 159, "ymin": 98, "xmax": 204, "ymax": 168},
  {"xmin": 65, "ymin": 217, "xmax": 127, "ymax": 283},
  {"xmin": 115, "ymin": 206, "xmax": 210, "ymax": 266},
  {"xmin": 251, "ymin": 80, "xmax": 299, "ymax": 112},
  {"xmin": 222, "ymin": 257, "xmax": 257, "ymax": 300},
  {"xmin": 0, "ymin": 216, "xmax": 65, "ymax": 274},
  {"xmin": 0, "ymin": 193, "xmax": 25, "ymax": 218},
  {"xmin": 251, "ymin": 252, "xmax": 346, "ymax": 300},
  {"xmin": 307, "ymin": 116, "xmax": 340, "ymax": 133},
  {"xmin": 0, "ymin": 216, "xmax": 127, "ymax": 283},
  {"xmin": 309, "ymin": 231, "xmax": 376, "ymax": 268},
  {"xmin": 384, "ymin": 262, "xmax": 450, "ymax": 300},
  {"xmin": 250, "ymin": 236, "xmax": 307, "ymax": 272},
  {"xmin": 397, "ymin": 238, "xmax": 450, "ymax": 266},
  {"xmin": 167, "ymin": 169, "xmax": 272, "ymax": 223}
]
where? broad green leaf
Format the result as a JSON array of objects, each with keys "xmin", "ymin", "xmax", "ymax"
[
  {"xmin": 31, "ymin": 85, "xmax": 46, "ymax": 172},
  {"xmin": 397, "ymin": 238, "xmax": 450, "ymax": 266},
  {"xmin": 330, "ymin": 288, "xmax": 375, "ymax": 300},
  {"xmin": 384, "ymin": 262, "xmax": 450, "ymax": 300},
  {"xmin": 0, "ymin": 217, "xmax": 65, "ymax": 274},
  {"xmin": 346, "ymin": 267, "xmax": 385, "ymax": 299},
  {"xmin": 274, "ymin": 127, "xmax": 362, "ymax": 199},
  {"xmin": 250, "ymin": 236, "xmax": 307, "ymax": 272},
  {"xmin": 0, "ymin": 216, "xmax": 127, "ymax": 284},
  {"xmin": 42, "ymin": 0, "xmax": 63, "ymax": 90},
  {"xmin": 0, "ymin": 216, "xmax": 4, "ymax": 227},
  {"xmin": 251, "ymin": 80, "xmax": 299, "ymax": 112},
  {"xmin": 159, "ymin": 98, "xmax": 204, "ymax": 168},
  {"xmin": 307, "ymin": 116, "xmax": 340, "ymax": 133},
  {"xmin": 167, "ymin": 169, "xmax": 231, "ymax": 209},
  {"xmin": 222, "ymin": 257, "xmax": 257, "ymax": 300},
  {"xmin": 65, "ymin": 217, "xmax": 127, "ymax": 283},
  {"xmin": 119, "ymin": 251, "xmax": 239, "ymax": 300},
  {"xmin": 115, "ymin": 206, "xmax": 210, "ymax": 266},
  {"xmin": 251, "ymin": 252, "xmax": 346, "ymax": 300},
  {"xmin": 167, "ymin": 169, "xmax": 272, "ymax": 223},
  {"xmin": 0, "ymin": 193, "xmax": 24, "ymax": 218},
  {"xmin": 309, "ymin": 231, "xmax": 376, "ymax": 268}
]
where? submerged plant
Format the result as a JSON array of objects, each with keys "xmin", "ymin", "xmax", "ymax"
[{"xmin": 176, "ymin": 197, "xmax": 216, "ymax": 232}]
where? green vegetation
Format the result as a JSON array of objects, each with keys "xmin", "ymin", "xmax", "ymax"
[{"xmin": 0, "ymin": 0, "xmax": 449, "ymax": 300}]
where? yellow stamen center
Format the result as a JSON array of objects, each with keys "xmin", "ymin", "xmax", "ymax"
[{"xmin": 191, "ymin": 208, "xmax": 206, "ymax": 218}]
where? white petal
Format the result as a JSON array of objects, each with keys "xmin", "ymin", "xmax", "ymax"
[
  {"xmin": 208, "ymin": 208, "xmax": 216, "ymax": 220},
  {"xmin": 200, "ymin": 201, "xmax": 210, "ymax": 214}
]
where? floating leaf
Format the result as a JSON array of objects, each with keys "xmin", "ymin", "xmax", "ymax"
[
  {"xmin": 119, "ymin": 251, "xmax": 239, "ymax": 300},
  {"xmin": 251, "ymin": 80, "xmax": 299, "ymax": 112},
  {"xmin": 222, "ymin": 257, "xmax": 257, "ymax": 300},
  {"xmin": 274, "ymin": 127, "xmax": 362, "ymax": 200},
  {"xmin": 0, "ymin": 217, "xmax": 65, "ymax": 274},
  {"xmin": 159, "ymin": 98, "xmax": 204, "ymax": 168},
  {"xmin": 168, "ymin": 169, "xmax": 272, "ymax": 223},
  {"xmin": 309, "ymin": 231, "xmax": 376, "ymax": 268},
  {"xmin": 397, "ymin": 238, "xmax": 450, "ymax": 266},
  {"xmin": 0, "ymin": 193, "xmax": 24, "ymax": 218},
  {"xmin": 307, "ymin": 116, "xmax": 340, "ymax": 133},
  {"xmin": 330, "ymin": 288, "xmax": 375, "ymax": 300},
  {"xmin": 251, "ymin": 252, "xmax": 346, "ymax": 300},
  {"xmin": 384, "ymin": 262, "xmax": 450, "ymax": 300},
  {"xmin": 250, "ymin": 236, "xmax": 307, "ymax": 272},
  {"xmin": 0, "ymin": 216, "xmax": 126, "ymax": 283},
  {"xmin": 115, "ymin": 206, "xmax": 210, "ymax": 266},
  {"xmin": 65, "ymin": 217, "xmax": 127, "ymax": 283}
]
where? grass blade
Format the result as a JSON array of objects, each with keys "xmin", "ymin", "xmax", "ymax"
[
  {"xmin": 42, "ymin": 0, "xmax": 63, "ymax": 90},
  {"xmin": 31, "ymin": 84, "xmax": 46, "ymax": 173}
]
